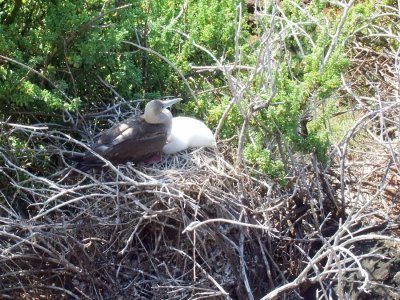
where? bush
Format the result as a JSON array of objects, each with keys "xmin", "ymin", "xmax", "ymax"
[
  {"xmin": 0, "ymin": 0, "xmax": 376, "ymax": 180},
  {"xmin": 0, "ymin": 0, "xmax": 242, "ymax": 115},
  {"xmin": 236, "ymin": 0, "xmax": 366, "ymax": 180}
]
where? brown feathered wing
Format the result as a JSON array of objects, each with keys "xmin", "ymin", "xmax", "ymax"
[{"xmin": 76, "ymin": 116, "xmax": 169, "ymax": 170}]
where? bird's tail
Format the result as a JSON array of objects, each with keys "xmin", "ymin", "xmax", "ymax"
[{"xmin": 64, "ymin": 151, "xmax": 105, "ymax": 171}]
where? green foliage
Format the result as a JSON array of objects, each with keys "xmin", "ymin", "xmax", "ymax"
[
  {"xmin": 245, "ymin": 137, "xmax": 286, "ymax": 183},
  {"xmin": 0, "ymin": 0, "xmax": 380, "ymax": 181},
  {"xmin": 1, "ymin": 133, "xmax": 55, "ymax": 183},
  {"xmin": 8, "ymin": 136, "xmax": 26, "ymax": 154},
  {"xmin": 239, "ymin": 0, "xmax": 373, "ymax": 179},
  {"xmin": 147, "ymin": 0, "xmax": 244, "ymax": 97},
  {"xmin": 208, "ymin": 101, "xmax": 243, "ymax": 140},
  {"xmin": 186, "ymin": 95, "xmax": 244, "ymax": 139},
  {"xmin": 0, "ymin": 0, "xmax": 242, "ymax": 114}
]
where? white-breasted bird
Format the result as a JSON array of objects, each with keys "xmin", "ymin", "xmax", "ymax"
[{"xmin": 74, "ymin": 98, "xmax": 182, "ymax": 170}]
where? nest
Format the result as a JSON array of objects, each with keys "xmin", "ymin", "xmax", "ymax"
[{"xmin": 0, "ymin": 99, "xmax": 399, "ymax": 299}]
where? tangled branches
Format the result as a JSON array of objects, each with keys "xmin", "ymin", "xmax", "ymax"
[
  {"xmin": 1, "ymin": 1, "xmax": 400, "ymax": 299},
  {"xmin": 0, "ymin": 95, "xmax": 399, "ymax": 299}
]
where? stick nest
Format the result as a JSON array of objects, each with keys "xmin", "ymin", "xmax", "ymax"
[{"xmin": 0, "ymin": 99, "xmax": 399, "ymax": 299}]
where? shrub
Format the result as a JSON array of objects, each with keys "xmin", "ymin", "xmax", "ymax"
[{"xmin": 0, "ymin": 0, "xmax": 242, "ymax": 115}]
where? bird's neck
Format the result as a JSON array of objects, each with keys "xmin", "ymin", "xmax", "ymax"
[{"xmin": 144, "ymin": 109, "xmax": 172, "ymax": 125}]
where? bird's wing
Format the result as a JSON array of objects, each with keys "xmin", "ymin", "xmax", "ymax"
[
  {"xmin": 74, "ymin": 117, "xmax": 169, "ymax": 169},
  {"xmin": 101, "ymin": 130, "xmax": 168, "ymax": 163},
  {"xmin": 96, "ymin": 117, "xmax": 144, "ymax": 146},
  {"xmin": 92, "ymin": 117, "xmax": 168, "ymax": 163}
]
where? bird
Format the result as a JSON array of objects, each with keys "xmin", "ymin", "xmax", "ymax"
[
  {"xmin": 74, "ymin": 98, "xmax": 182, "ymax": 170},
  {"xmin": 162, "ymin": 116, "xmax": 216, "ymax": 154}
]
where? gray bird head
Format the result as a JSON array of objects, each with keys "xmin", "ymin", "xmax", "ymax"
[{"xmin": 144, "ymin": 98, "xmax": 182, "ymax": 124}]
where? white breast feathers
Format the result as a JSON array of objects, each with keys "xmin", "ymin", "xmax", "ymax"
[{"xmin": 162, "ymin": 117, "xmax": 216, "ymax": 154}]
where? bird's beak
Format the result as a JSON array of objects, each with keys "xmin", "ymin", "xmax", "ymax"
[{"xmin": 162, "ymin": 98, "xmax": 182, "ymax": 108}]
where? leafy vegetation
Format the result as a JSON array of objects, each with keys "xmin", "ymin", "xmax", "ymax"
[
  {"xmin": 0, "ymin": 0, "xmax": 240, "ymax": 110},
  {"xmin": 1, "ymin": 1, "xmax": 400, "ymax": 299},
  {"xmin": 0, "ymin": 0, "xmax": 384, "ymax": 180}
]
